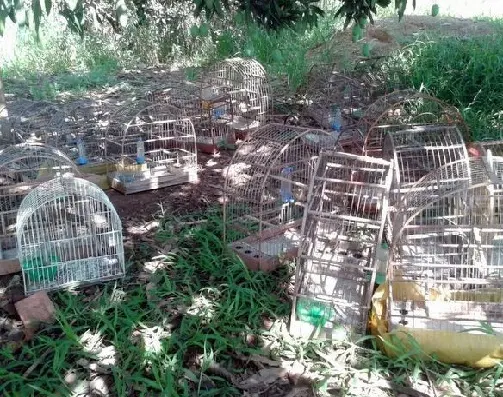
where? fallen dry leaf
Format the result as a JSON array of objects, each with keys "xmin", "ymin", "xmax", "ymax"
[{"xmin": 238, "ymin": 367, "xmax": 289, "ymax": 390}]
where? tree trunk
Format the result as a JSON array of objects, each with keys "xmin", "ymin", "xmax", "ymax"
[{"xmin": 0, "ymin": 68, "xmax": 12, "ymax": 145}]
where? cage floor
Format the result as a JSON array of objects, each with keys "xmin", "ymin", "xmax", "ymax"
[
  {"xmin": 24, "ymin": 255, "xmax": 124, "ymax": 293},
  {"xmin": 109, "ymin": 168, "xmax": 197, "ymax": 195}
]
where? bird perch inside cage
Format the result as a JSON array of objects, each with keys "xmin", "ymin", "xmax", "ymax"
[
  {"xmin": 16, "ymin": 175, "xmax": 125, "ymax": 294},
  {"xmin": 108, "ymin": 103, "xmax": 198, "ymax": 195},
  {"xmin": 223, "ymin": 124, "xmax": 340, "ymax": 272},
  {"xmin": 290, "ymin": 150, "xmax": 393, "ymax": 339},
  {"xmin": 0, "ymin": 143, "xmax": 80, "ymax": 274}
]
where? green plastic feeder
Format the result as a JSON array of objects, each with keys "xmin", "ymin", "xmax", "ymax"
[
  {"xmin": 362, "ymin": 43, "xmax": 370, "ymax": 57},
  {"xmin": 296, "ymin": 298, "xmax": 334, "ymax": 327},
  {"xmin": 22, "ymin": 255, "xmax": 59, "ymax": 284},
  {"xmin": 432, "ymin": 4, "xmax": 439, "ymax": 17},
  {"xmin": 352, "ymin": 24, "xmax": 362, "ymax": 43}
]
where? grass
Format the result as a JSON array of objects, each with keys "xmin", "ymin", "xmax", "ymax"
[
  {"xmin": 1, "ymin": 208, "xmax": 503, "ymax": 396},
  {"xmin": 375, "ymin": 19, "xmax": 503, "ymax": 141}
]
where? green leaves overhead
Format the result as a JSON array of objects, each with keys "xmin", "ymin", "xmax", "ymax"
[{"xmin": 336, "ymin": 0, "xmax": 415, "ymax": 29}]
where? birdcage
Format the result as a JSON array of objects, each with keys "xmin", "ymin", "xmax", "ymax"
[
  {"xmin": 16, "ymin": 175, "xmax": 125, "ymax": 294},
  {"xmin": 469, "ymin": 139, "xmax": 503, "ymax": 158},
  {"xmin": 290, "ymin": 150, "xmax": 393, "ymax": 338},
  {"xmin": 145, "ymin": 80, "xmax": 201, "ymax": 117},
  {"xmin": 388, "ymin": 156, "xmax": 503, "ymax": 334},
  {"xmin": 38, "ymin": 101, "xmax": 110, "ymax": 174},
  {"xmin": 361, "ymin": 90, "xmax": 469, "ymax": 157},
  {"xmin": 0, "ymin": 143, "xmax": 79, "ymax": 272},
  {"xmin": 108, "ymin": 103, "xmax": 198, "ymax": 195},
  {"xmin": 195, "ymin": 57, "xmax": 271, "ymax": 152},
  {"xmin": 223, "ymin": 123, "xmax": 341, "ymax": 272},
  {"xmin": 382, "ymin": 125, "xmax": 469, "ymax": 237}
]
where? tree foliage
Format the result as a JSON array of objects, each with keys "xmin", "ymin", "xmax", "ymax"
[{"xmin": 0, "ymin": 0, "xmax": 415, "ymax": 38}]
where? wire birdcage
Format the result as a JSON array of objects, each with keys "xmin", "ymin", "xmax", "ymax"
[
  {"xmin": 0, "ymin": 143, "xmax": 80, "ymax": 267},
  {"xmin": 195, "ymin": 58, "xmax": 272, "ymax": 152},
  {"xmin": 290, "ymin": 150, "xmax": 393, "ymax": 338},
  {"xmin": 223, "ymin": 123, "xmax": 341, "ymax": 272},
  {"xmin": 361, "ymin": 90, "xmax": 469, "ymax": 157},
  {"xmin": 39, "ymin": 101, "xmax": 110, "ymax": 171},
  {"xmin": 16, "ymin": 175, "xmax": 125, "ymax": 294},
  {"xmin": 382, "ymin": 125, "xmax": 469, "ymax": 237},
  {"xmin": 145, "ymin": 80, "xmax": 201, "ymax": 117},
  {"xmin": 389, "ymin": 156, "xmax": 503, "ymax": 334},
  {"xmin": 108, "ymin": 103, "xmax": 198, "ymax": 195}
]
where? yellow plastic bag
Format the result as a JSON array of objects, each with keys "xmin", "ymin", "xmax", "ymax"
[{"xmin": 369, "ymin": 282, "xmax": 503, "ymax": 369}]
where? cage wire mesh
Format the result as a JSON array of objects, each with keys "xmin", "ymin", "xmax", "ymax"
[
  {"xmin": 361, "ymin": 90, "xmax": 469, "ymax": 158},
  {"xmin": 299, "ymin": 65, "xmax": 372, "ymax": 154},
  {"xmin": 16, "ymin": 175, "xmax": 125, "ymax": 294},
  {"xmin": 35, "ymin": 101, "xmax": 111, "ymax": 169},
  {"xmin": 223, "ymin": 123, "xmax": 341, "ymax": 272},
  {"xmin": 195, "ymin": 57, "xmax": 272, "ymax": 152},
  {"xmin": 108, "ymin": 103, "xmax": 198, "ymax": 195},
  {"xmin": 291, "ymin": 150, "xmax": 393, "ymax": 338},
  {"xmin": 389, "ymin": 156, "xmax": 503, "ymax": 334},
  {"xmin": 471, "ymin": 140, "xmax": 503, "ymax": 158},
  {"xmin": 0, "ymin": 143, "xmax": 80, "ymax": 264},
  {"xmin": 382, "ymin": 125, "xmax": 469, "ymax": 238},
  {"xmin": 145, "ymin": 80, "xmax": 201, "ymax": 117}
]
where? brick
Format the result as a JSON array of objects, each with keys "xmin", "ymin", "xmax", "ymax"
[{"xmin": 15, "ymin": 291, "xmax": 55, "ymax": 339}]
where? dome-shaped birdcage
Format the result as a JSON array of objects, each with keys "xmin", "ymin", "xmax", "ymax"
[
  {"xmin": 382, "ymin": 125, "xmax": 469, "ymax": 238},
  {"xmin": 36, "ymin": 100, "xmax": 111, "ymax": 171},
  {"xmin": 361, "ymin": 90, "xmax": 469, "ymax": 157},
  {"xmin": 290, "ymin": 149, "xmax": 394, "ymax": 338},
  {"xmin": 299, "ymin": 65, "xmax": 372, "ymax": 154},
  {"xmin": 108, "ymin": 103, "xmax": 198, "ymax": 195},
  {"xmin": 388, "ymin": 156, "xmax": 503, "ymax": 334},
  {"xmin": 145, "ymin": 79, "xmax": 201, "ymax": 117},
  {"xmin": 0, "ymin": 142, "xmax": 80, "ymax": 266},
  {"xmin": 16, "ymin": 175, "xmax": 125, "ymax": 294},
  {"xmin": 223, "ymin": 123, "xmax": 341, "ymax": 272},
  {"xmin": 194, "ymin": 57, "xmax": 272, "ymax": 152}
]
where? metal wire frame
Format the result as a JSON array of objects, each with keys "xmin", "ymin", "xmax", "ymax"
[
  {"xmin": 290, "ymin": 150, "xmax": 393, "ymax": 337},
  {"xmin": 145, "ymin": 80, "xmax": 201, "ymax": 117},
  {"xmin": 382, "ymin": 125, "xmax": 469, "ymax": 238},
  {"xmin": 16, "ymin": 175, "xmax": 125, "ymax": 294},
  {"xmin": 0, "ymin": 143, "xmax": 80, "ymax": 263},
  {"xmin": 361, "ymin": 90, "xmax": 469, "ymax": 157},
  {"xmin": 108, "ymin": 103, "xmax": 198, "ymax": 194},
  {"xmin": 389, "ymin": 156, "xmax": 503, "ymax": 334},
  {"xmin": 222, "ymin": 123, "xmax": 342, "ymax": 272},
  {"xmin": 472, "ymin": 140, "xmax": 503, "ymax": 157},
  {"xmin": 299, "ymin": 65, "xmax": 372, "ymax": 127}
]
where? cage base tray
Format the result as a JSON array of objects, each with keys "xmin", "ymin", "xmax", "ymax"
[
  {"xmin": 109, "ymin": 170, "xmax": 198, "ymax": 195},
  {"xmin": 229, "ymin": 229, "xmax": 301, "ymax": 272}
]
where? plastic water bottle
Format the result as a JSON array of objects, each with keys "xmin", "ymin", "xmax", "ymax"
[
  {"xmin": 280, "ymin": 167, "xmax": 295, "ymax": 203},
  {"xmin": 374, "ymin": 242, "xmax": 389, "ymax": 285},
  {"xmin": 328, "ymin": 105, "xmax": 342, "ymax": 138},
  {"xmin": 76, "ymin": 139, "xmax": 88, "ymax": 165},
  {"xmin": 136, "ymin": 139, "xmax": 146, "ymax": 165},
  {"xmin": 213, "ymin": 107, "xmax": 225, "ymax": 120}
]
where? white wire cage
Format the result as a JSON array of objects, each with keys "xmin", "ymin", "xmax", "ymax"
[
  {"xmin": 108, "ymin": 103, "xmax": 198, "ymax": 195},
  {"xmin": 382, "ymin": 125, "xmax": 469, "ymax": 236},
  {"xmin": 291, "ymin": 150, "xmax": 393, "ymax": 338},
  {"xmin": 361, "ymin": 90, "xmax": 469, "ymax": 158},
  {"xmin": 17, "ymin": 175, "xmax": 125, "ymax": 294},
  {"xmin": 223, "ymin": 123, "xmax": 341, "ymax": 272},
  {"xmin": 389, "ymin": 156, "xmax": 503, "ymax": 334},
  {"xmin": 0, "ymin": 143, "xmax": 80, "ymax": 267},
  {"xmin": 195, "ymin": 57, "xmax": 272, "ymax": 153}
]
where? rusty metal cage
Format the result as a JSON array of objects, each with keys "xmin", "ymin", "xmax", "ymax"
[
  {"xmin": 299, "ymin": 65, "xmax": 372, "ymax": 154},
  {"xmin": 389, "ymin": 156, "xmax": 503, "ymax": 333},
  {"xmin": 361, "ymin": 90, "xmax": 468, "ymax": 157},
  {"xmin": 290, "ymin": 150, "xmax": 393, "ymax": 338},
  {"xmin": 108, "ymin": 103, "xmax": 198, "ymax": 195},
  {"xmin": 382, "ymin": 125, "xmax": 469, "ymax": 237},
  {"xmin": 0, "ymin": 143, "xmax": 80, "ymax": 271},
  {"xmin": 223, "ymin": 123, "xmax": 341, "ymax": 272}
]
